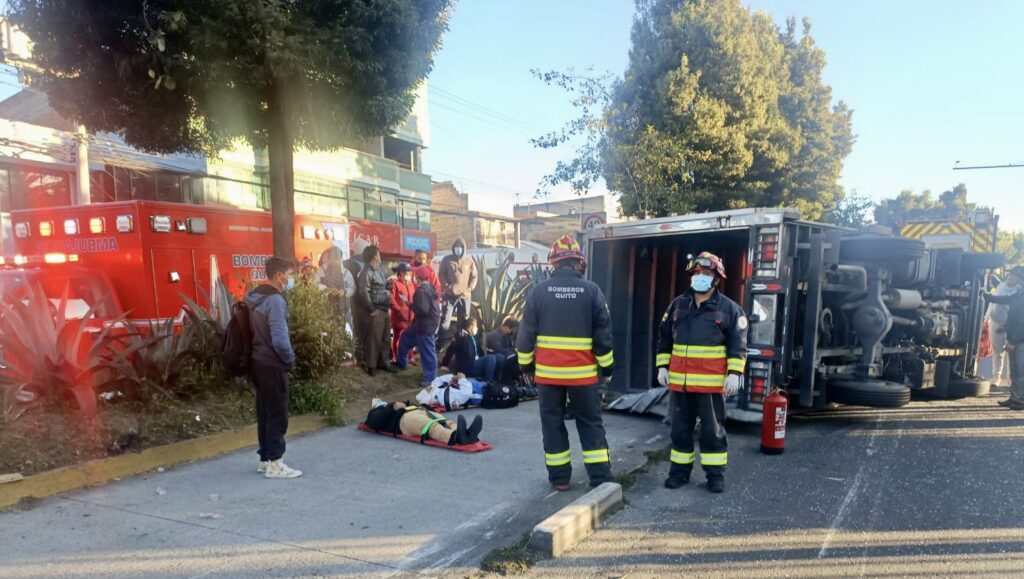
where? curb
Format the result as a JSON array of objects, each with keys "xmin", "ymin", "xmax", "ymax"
[
  {"xmin": 0, "ymin": 387, "xmax": 421, "ymax": 511},
  {"xmin": 528, "ymin": 482, "xmax": 623, "ymax": 558}
]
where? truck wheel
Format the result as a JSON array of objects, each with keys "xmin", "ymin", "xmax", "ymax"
[
  {"xmin": 959, "ymin": 252, "xmax": 1005, "ymax": 271},
  {"xmin": 840, "ymin": 235, "xmax": 927, "ymax": 263},
  {"xmin": 827, "ymin": 378, "xmax": 911, "ymax": 408},
  {"xmin": 945, "ymin": 378, "xmax": 991, "ymax": 399}
]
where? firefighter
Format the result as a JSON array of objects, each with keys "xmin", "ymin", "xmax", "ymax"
[
  {"xmin": 517, "ymin": 235, "xmax": 615, "ymax": 491},
  {"xmin": 656, "ymin": 251, "xmax": 747, "ymax": 494}
]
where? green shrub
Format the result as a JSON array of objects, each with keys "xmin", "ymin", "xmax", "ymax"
[
  {"xmin": 289, "ymin": 379, "xmax": 345, "ymax": 425},
  {"xmin": 286, "ymin": 279, "xmax": 352, "ymax": 381}
]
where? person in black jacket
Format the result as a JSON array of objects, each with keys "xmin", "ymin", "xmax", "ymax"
[
  {"xmin": 442, "ymin": 317, "xmax": 504, "ymax": 382},
  {"xmin": 516, "ymin": 235, "xmax": 615, "ymax": 491},
  {"xmin": 365, "ymin": 399, "xmax": 483, "ymax": 446},
  {"xmin": 358, "ymin": 245, "xmax": 395, "ymax": 376},
  {"xmin": 985, "ymin": 264, "xmax": 1024, "ymax": 410},
  {"xmin": 396, "ymin": 265, "xmax": 442, "ymax": 386}
]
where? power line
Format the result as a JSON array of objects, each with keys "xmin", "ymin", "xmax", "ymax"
[
  {"xmin": 428, "ymin": 99, "xmax": 535, "ymax": 136},
  {"xmin": 429, "ymin": 85, "xmax": 545, "ymax": 132},
  {"xmin": 953, "ymin": 161, "xmax": 1024, "ymax": 171}
]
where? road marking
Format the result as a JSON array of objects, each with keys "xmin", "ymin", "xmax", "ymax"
[
  {"xmin": 817, "ymin": 418, "xmax": 883, "ymax": 559},
  {"xmin": 645, "ymin": 434, "xmax": 664, "ymax": 445},
  {"xmin": 544, "ymin": 490, "xmax": 559, "ymax": 500}
]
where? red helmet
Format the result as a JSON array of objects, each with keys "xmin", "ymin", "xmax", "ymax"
[
  {"xmin": 687, "ymin": 251, "xmax": 726, "ymax": 279},
  {"xmin": 549, "ymin": 235, "xmax": 585, "ymax": 265}
]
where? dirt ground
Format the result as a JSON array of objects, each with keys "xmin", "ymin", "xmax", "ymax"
[{"xmin": 0, "ymin": 365, "xmax": 425, "ymax": 478}]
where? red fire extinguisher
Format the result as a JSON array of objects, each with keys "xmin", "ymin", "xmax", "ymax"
[{"xmin": 760, "ymin": 388, "xmax": 788, "ymax": 455}]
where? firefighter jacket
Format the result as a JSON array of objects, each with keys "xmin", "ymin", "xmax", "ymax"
[
  {"xmin": 516, "ymin": 268, "xmax": 614, "ymax": 386},
  {"xmin": 656, "ymin": 289, "xmax": 748, "ymax": 394}
]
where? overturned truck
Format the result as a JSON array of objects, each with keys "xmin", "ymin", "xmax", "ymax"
[{"xmin": 588, "ymin": 208, "xmax": 1001, "ymax": 421}]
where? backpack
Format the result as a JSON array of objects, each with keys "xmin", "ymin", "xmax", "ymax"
[
  {"xmin": 481, "ymin": 382, "xmax": 519, "ymax": 409},
  {"xmin": 221, "ymin": 301, "xmax": 253, "ymax": 377}
]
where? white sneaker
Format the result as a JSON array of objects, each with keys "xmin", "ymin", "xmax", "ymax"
[
  {"xmin": 264, "ymin": 459, "xmax": 302, "ymax": 479},
  {"xmin": 257, "ymin": 461, "xmax": 269, "ymax": 474}
]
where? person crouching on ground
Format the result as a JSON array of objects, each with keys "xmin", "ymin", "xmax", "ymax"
[
  {"xmin": 247, "ymin": 257, "xmax": 302, "ymax": 479},
  {"xmin": 396, "ymin": 265, "xmax": 441, "ymax": 386},
  {"xmin": 365, "ymin": 399, "xmax": 483, "ymax": 446},
  {"xmin": 442, "ymin": 317, "xmax": 504, "ymax": 382}
]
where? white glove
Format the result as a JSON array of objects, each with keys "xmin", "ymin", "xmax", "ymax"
[
  {"xmin": 657, "ymin": 368, "xmax": 669, "ymax": 387},
  {"xmin": 724, "ymin": 374, "xmax": 741, "ymax": 397}
]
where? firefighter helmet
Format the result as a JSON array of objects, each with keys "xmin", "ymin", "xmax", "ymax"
[
  {"xmin": 549, "ymin": 235, "xmax": 585, "ymax": 265},
  {"xmin": 687, "ymin": 251, "xmax": 727, "ymax": 279}
]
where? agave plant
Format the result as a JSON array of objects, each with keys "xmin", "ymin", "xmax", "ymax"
[
  {"xmin": 471, "ymin": 255, "xmax": 535, "ymax": 334},
  {"xmin": 0, "ymin": 285, "xmax": 124, "ymax": 419},
  {"xmin": 103, "ymin": 317, "xmax": 198, "ymax": 403}
]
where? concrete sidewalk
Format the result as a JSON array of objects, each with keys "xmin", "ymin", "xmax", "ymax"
[{"xmin": 0, "ymin": 400, "xmax": 667, "ymax": 578}]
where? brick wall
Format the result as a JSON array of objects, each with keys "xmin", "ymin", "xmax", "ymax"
[{"xmin": 431, "ymin": 181, "xmax": 474, "ymax": 252}]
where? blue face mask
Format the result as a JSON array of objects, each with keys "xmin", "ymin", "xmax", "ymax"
[
  {"xmin": 284, "ymin": 276, "xmax": 296, "ymax": 291},
  {"xmin": 454, "ymin": 247, "xmax": 464, "ymax": 257},
  {"xmin": 691, "ymin": 273, "xmax": 714, "ymax": 293}
]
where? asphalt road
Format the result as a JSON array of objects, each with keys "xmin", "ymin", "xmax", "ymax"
[
  {"xmin": 530, "ymin": 387, "xmax": 1024, "ymax": 578},
  {"xmin": 0, "ymin": 400, "xmax": 665, "ymax": 578}
]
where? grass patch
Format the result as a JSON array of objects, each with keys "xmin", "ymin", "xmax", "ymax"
[
  {"xmin": 480, "ymin": 533, "xmax": 539, "ymax": 576},
  {"xmin": 643, "ymin": 446, "xmax": 672, "ymax": 464}
]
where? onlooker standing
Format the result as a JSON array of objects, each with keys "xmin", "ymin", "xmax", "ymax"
[
  {"xmin": 246, "ymin": 257, "xmax": 302, "ymax": 479},
  {"xmin": 438, "ymin": 238, "xmax": 478, "ymax": 336},
  {"xmin": 413, "ymin": 249, "xmax": 442, "ymax": 299},
  {"xmin": 346, "ymin": 238, "xmax": 371, "ymax": 363},
  {"xmin": 442, "ymin": 317, "xmax": 504, "ymax": 382},
  {"xmin": 397, "ymin": 265, "xmax": 442, "ymax": 385},
  {"xmin": 358, "ymin": 245, "xmax": 395, "ymax": 376},
  {"xmin": 987, "ymin": 268, "xmax": 1022, "ymax": 386},
  {"xmin": 985, "ymin": 265, "xmax": 1024, "ymax": 410},
  {"xmin": 390, "ymin": 262, "xmax": 417, "ymax": 364},
  {"xmin": 318, "ymin": 246, "xmax": 356, "ymax": 325}
]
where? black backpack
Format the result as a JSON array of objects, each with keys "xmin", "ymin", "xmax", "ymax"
[
  {"xmin": 481, "ymin": 382, "xmax": 519, "ymax": 409},
  {"xmin": 221, "ymin": 301, "xmax": 253, "ymax": 377}
]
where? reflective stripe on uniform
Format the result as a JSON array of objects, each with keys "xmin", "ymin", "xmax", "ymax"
[
  {"xmin": 536, "ymin": 363, "xmax": 598, "ymax": 380},
  {"xmin": 545, "ymin": 450, "xmax": 571, "ymax": 467},
  {"xmin": 537, "ymin": 335, "xmax": 593, "ymax": 350},
  {"xmin": 518, "ymin": 350, "xmax": 535, "ymax": 364},
  {"xmin": 670, "ymin": 449, "xmax": 696, "ymax": 465},
  {"xmin": 582, "ymin": 448, "xmax": 610, "ymax": 464},
  {"xmin": 672, "ymin": 344, "xmax": 726, "ymax": 359},
  {"xmin": 727, "ymin": 357, "xmax": 746, "ymax": 373},
  {"xmin": 595, "ymin": 350, "xmax": 614, "ymax": 368},
  {"xmin": 656, "ymin": 353, "xmax": 671, "ymax": 366},
  {"xmin": 700, "ymin": 452, "xmax": 728, "ymax": 466},
  {"xmin": 668, "ymin": 372, "xmax": 725, "ymax": 388}
]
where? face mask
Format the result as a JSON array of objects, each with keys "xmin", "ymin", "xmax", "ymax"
[
  {"xmin": 454, "ymin": 247, "xmax": 464, "ymax": 257},
  {"xmin": 404, "ymin": 274, "xmax": 412, "ymax": 282},
  {"xmin": 284, "ymin": 276, "xmax": 296, "ymax": 291},
  {"xmin": 691, "ymin": 273, "xmax": 714, "ymax": 293}
]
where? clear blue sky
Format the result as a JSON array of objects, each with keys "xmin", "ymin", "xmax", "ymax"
[
  {"xmin": 425, "ymin": 0, "xmax": 1023, "ymax": 231},
  {"xmin": 1, "ymin": 1, "xmax": 1020, "ymax": 230}
]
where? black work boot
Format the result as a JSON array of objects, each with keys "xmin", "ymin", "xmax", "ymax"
[
  {"xmin": 664, "ymin": 472, "xmax": 690, "ymax": 489},
  {"xmin": 466, "ymin": 415, "xmax": 483, "ymax": 443},
  {"xmin": 707, "ymin": 476, "xmax": 725, "ymax": 494}
]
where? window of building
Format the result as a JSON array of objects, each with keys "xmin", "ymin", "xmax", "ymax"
[
  {"xmin": 0, "ymin": 168, "xmax": 10, "ymax": 212},
  {"xmin": 89, "ymin": 170, "xmax": 116, "ymax": 203},
  {"xmin": 154, "ymin": 172, "xmax": 184, "ymax": 203},
  {"xmin": 379, "ymin": 191, "xmax": 398, "ymax": 224},
  {"xmin": 402, "ymin": 205, "xmax": 419, "ymax": 230},
  {"xmin": 417, "ymin": 208, "xmax": 431, "ymax": 232},
  {"xmin": 348, "ymin": 185, "xmax": 366, "ymax": 220},
  {"xmin": 10, "ymin": 168, "xmax": 72, "ymax": 210}
]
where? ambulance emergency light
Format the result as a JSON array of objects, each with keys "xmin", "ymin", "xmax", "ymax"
[
  {"xmin": 63, "ymin": 219, "xmax": 79, "ymax": 235},
  {"xmin": 116, "ymin": 215, "xmax": 134, "ymax": 233},
  {"xmin": 89, "ymin": 217, "xmax": 105, "ymax": 234},
  {"xmin": 38, "ymin": 221, "xmax": 53, "ymax": 237},
  {"xmin": 14, "ymin": 222, "xmax": 29, "ymax": 238},
  {"xmin": 150, "ymin": 215, "xmax": 172, "ymax": 233}
]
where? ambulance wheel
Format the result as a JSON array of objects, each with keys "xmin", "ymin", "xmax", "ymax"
[
  {"xmin": 827, "ymin": 378, "xmax": 911, "ymax": 408},
  {"xmin": 840, "ymin": 235, "xmax": 926, "ymax": 263},
  {"xmin": 945, "ymin": 378, "xmax": 991, "ymax": 399}
]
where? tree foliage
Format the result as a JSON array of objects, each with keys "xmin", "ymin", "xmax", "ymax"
[
  {"xmin": 874, "ymin": 183, "xmax": 971, "ymax": 227},
  {"xmin": 534, "ymin": 0, "xmax": 854, "ymax": 220},
  {"xmin": 997, "ymin": 230, "xmax": 1024, "ymax": 267},
  {"xmin": 8, "ymin": 0, "xmax": 452, "ymax": 257},
  {"xmin": 821, "ymin": 190, "xmax": 874, "ymax": 229}
]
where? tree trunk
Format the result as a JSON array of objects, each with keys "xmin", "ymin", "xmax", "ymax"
[{"xmin": 267, "ymin": 102, "xmax": 296, "ymax": 259}]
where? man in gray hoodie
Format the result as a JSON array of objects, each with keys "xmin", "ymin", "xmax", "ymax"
[{"xmin": 246, "ymin": 257, "xmax": 302, "ymax": 479}]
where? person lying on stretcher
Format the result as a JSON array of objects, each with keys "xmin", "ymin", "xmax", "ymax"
[{"xmin": 365, "ymin": 398, "xmax": 484, "ymax": 446}]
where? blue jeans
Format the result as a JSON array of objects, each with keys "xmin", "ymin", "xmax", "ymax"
[
  {"xmin": 397, "ymin": 329, "xmax": 438, "ymax": 383},
  {"xmin": 470, "ymin": 354, "xmax": 503, "ymax": 382}
]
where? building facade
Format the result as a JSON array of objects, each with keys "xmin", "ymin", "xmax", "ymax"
[{"xmin": 430, "ymin": 181, "xmax": 519, "ymax": 251}]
